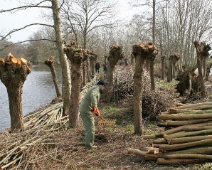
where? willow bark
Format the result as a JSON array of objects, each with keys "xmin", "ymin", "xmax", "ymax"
[{"xmin": 51, "ymin": 0, "xmax": 71, "ymax": 116}]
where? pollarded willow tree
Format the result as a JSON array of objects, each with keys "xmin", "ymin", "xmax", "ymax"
[
  {"xmin": 0, "ymin": 53, "xmax": 32, "ymax": 132},
  {"xmin": 107, "ymin": 45, "xmax": 123, "ymax": 87},
  {"xmin": 167, "ymin": 53, "xmax": 180, "ymax": 82},
  {"xmin": 64, "ymin": 44, "xmax": 88, "ymax": 128},
  {"xmin": 132, "ymin": 42, "xmax": 158, "ymax": 135},
  {"xmin": 89, "ymin": 51, "xmax": 98, "ymax": 78},
  {"xmin": 193, "ymin": 41, "xmax": 211, "ymax": 97}
]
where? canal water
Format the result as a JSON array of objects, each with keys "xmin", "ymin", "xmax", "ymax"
[{"xmin": 0, "ymin": 64, "xmax": 62, "ymax": 131}]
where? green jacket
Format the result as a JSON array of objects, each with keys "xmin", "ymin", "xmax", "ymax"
[{"xmin": 80, "ymin": 85, "xmax": 100, "ymax": 112}]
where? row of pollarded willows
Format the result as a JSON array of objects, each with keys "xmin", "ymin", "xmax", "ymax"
[{"xmin": 128, "ymin": 102, "xmax": 212, "ymax": 165}]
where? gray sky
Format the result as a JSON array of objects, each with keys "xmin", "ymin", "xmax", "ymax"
[
  {"xmin": 0, "ymin": 0, "xmax": 134, "ymax": 43},
  {"xmin": 0, "ymin": 0, "xmax": 45, "ymax": 42}
]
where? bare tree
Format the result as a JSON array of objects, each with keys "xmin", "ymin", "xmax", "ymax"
[
  {"xmin": 157, "ymin": 0, "xmax": 212, "ymax": 70},
  {"xmin": 51, "ymin": 0, "xmax": 71, "ymax": 116},
  {"xmin": 61, "ymin": 0, "xmax": 115, "ymax": 49}
]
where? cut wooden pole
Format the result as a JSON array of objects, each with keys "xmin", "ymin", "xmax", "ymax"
[
  {"xmin": 157, "ymin": 158, "xmax": 208, "ymax": 165},
  {"xmin": 164, "ymin": 128, "xmax": 212, "ymax": 140},
  {"xmin": 161, "ymin": 122, "xmax": 212, "ymax": 135},
  {"xmin": 168, "ymin": 135, "xmax": 212, "ymax": 144},
  {"xmin": 173, "ymin": 102, "xmax": 212, "ymax": 109},
  {"xmin": 127, "ymin": 148, "xmax": 146, "ymax": 156},
  {"xmin": 166, "ymin": 147, "xmax": 212, "ymax": 155},
  {"xmin": 158, "ymin": 113, "xmax": 212, "ymax": 120},
  {"xmin": 158, "ymin": 119, "xmax": 212, "ymax": 127},
  {"xmin": 163, "ymin": 153, "xmax": 212, "ymax": 160},
  {"xmin": 159, "ymin": 138, "xmax": 212, "ymax": 151}
]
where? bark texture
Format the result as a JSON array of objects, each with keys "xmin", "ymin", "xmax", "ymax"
[
  {"xmin": 132, "ymin": 43, "xmax": 158, "ymax": 135},
  {"xmin": 44, "ymin": 57, "xmax": 62, "ymax": 97},
  {"xmin": 0, "ymin": 53, "xmax": 32, "ymax": 132},
  {"xmin": 64, "ymin": 45, "xmax": 88, "ymax": 128}
]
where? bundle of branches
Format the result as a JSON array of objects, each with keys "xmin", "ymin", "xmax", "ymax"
[
  {"xmin": 112, "ymin": 66, "xmax": 134, "ymax": 99},
  {"xmin": 112, "ymin": 66, "xmax": 175, "ymax": 120},
  {"xmin": 128, "ymin": 102, "xmax": 212, "ymax": 165},
  {"xmin": 0, "ymin": 78, "xmax": 97, "ymax": 169},
  {"xmin": 112, "ymin": 66, "xmax": 153, "ymax": 100},
  {"xmin": 142, "ymin": 90, "xmax": 173, "ymax": 121}
]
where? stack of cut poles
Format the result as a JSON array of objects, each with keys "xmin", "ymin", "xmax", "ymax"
[{"xmin": 128, "ymin": 102, "xmax": 212, "ymax": 165}]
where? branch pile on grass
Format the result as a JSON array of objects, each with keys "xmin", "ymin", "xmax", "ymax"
[
  {"xmin": 112, "ymin": 66, "xmax": 175, "ymax": 119},
  {"xmin": 128, "ymin": 102, "xmax": 212, "ymax": 165},
  {"xmin": 0, "ymin": 78, "xmax": 97, "ymax": 169}
]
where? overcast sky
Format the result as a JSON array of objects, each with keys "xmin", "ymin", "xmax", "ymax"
[{"xmin": 0, "ymin": 0, "xmax": 134, "ymax": 43}]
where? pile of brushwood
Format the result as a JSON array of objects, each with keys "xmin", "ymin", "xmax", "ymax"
[
  {"xmin": 112, "ymin": 65, "xmax": 176, "ymax": 120},
  {"xmin": 128, "ymin": 102, "xmax": 212, "ymax": 165}
]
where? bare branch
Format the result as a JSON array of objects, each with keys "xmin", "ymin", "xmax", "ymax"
[
  {"xmin": 0, "ymin": 0, "xmax": 51, "ymax": 13},
  {"xmin": 1, "ymin": 23, "xmax": 54, "ymax": 41},
  {"xmin": 0, "ymin": 38, "xmax": 56, "ymax": 51},
  {"xmin": 59, "ymin": 0, "xmax": 65, "ymax": 10}
]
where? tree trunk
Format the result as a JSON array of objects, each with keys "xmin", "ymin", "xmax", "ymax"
[
  {"xmin": 90, "ymin": 55, "xmax": 96, "ymax": 77},
  {"xmin": 133, "ymin": 54, "xmax": 145, "ymax": 135},
  {"xmin": 7, "ymin": 86, "xmax": 24, "ymax": 131},
  {"xmin": 69, "ymin": 64, "xmax": 82, "ymax": 128},
  {"xmin": 132, "ymin": 43, "xmax": 158, "ymax": 134},
  {"xmin": 64, "ymin": 47, "xmax": 88, "ymax": 128},
  {"xmin": 0, "ymin": 54, "xmax": 32, "ymax": 132},
  {"xmin": 51, "ymin": 0, "xmax": 71, "ymax": 116},
  {"xmin": 150, "ymin": 59, "xmax": 155, "ymax": 91},
  {"xmin": 106, "ymin": 45, "xmax": 123, "ymax": 101},
  {"xmin": 197, "ymin": 56, "xmax": 205, "ymax": 97},
  {"xmin": 161, "ymin": 56, "xmax": 165, "ymax": 80},
  {"xmin": 167, "ymin": 59, "xmax": 172, "ymax": 82},
  {"xmin": 193, "ymin": 41, "xmax": 210, "ymax": 97},
  {"xmin": 44, "ymin": 57, "xmax": 62, "ymax": 97}
]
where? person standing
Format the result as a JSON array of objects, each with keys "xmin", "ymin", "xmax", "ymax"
[
  {"xmin": 79, "ymin": 80, "xmax": 105, "ymax": 149},
  {"xmin": 95, "ymin": 62, "xmax": 100, "ymax": 73}
]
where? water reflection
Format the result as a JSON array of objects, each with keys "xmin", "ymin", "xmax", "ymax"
[{"xmin": 0, "ymin": 63, "xmax": 62, "ymax": 131}]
